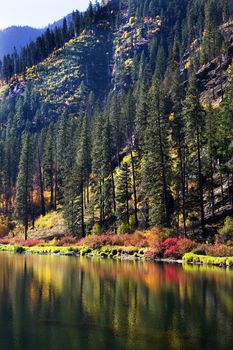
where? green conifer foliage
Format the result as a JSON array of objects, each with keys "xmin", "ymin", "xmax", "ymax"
[{"xmin": 14, "ymin": 133, "xmax": 34, "ymax": 240}]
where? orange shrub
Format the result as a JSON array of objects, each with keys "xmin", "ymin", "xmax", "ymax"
[{"xmin": 146, "ymin": 227, "xmax": 170, "ymax": 249}]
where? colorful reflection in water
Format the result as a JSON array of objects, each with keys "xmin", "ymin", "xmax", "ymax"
[{"xmin": 0, "ymin": 253, "xmax": 232, "ymax": 350}]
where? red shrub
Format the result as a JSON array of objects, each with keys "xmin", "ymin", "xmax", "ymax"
[
  {"xmin": 175, "ymin": 238, "xmax": 197, "ymax": 256},
  {"xmin": 14, "ymin": 239, "xmax": 42, "ymax": 247},
  {"xmin": 207, "ymin": 244, "xmax": 233, "ymax": 257},
  {"xmin": 125, "ymin": 234, "xmax": 148, "ymax": 247},
  {"xmin": 78, "ymin": 234, "xmax": 114, "ymax": 249},
  {"xmin": 163, "ymin": 245, "xmax": 180, "ymax": 259},
  {"xmin": 162, "ymin": 238, "xmax": 197, "ymax": 259},
  {"xmin": 144, "ymin": 247, "xmax": 163, "ymax": 259},
  {"xmin": 162, "ymin": 238, "xmax": 179, "ymax": 251},
  {"xmin": 78, "ymin": 233, "xmax": 148, "ymax": 249},
  {"xmin": 0, "ymin": 238, "xmax": 12, "ymax": 245},
  {"xmin": 56, "ymin": 236, "xmax": 78, "ymax": 246},
  {"xmin": 106, "ymin": 234, "xmax": 130, "ymax": 246}
]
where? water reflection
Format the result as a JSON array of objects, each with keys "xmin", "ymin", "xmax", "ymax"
[{"xmin": 0, "ymin": 253, "xmax": 232, "ymax": 350}]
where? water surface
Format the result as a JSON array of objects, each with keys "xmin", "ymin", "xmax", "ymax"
[{"xmin": 0, "ymin": 253, "xmax": 232, "ymax": 350}]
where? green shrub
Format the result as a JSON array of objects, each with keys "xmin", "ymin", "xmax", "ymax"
[
  {"xmin": 226, "ymin": 257, "xmax": 233, "ymax": 267},
  {"xmin": 0, "ymin": 224, "xmax": 9, "ymax": 238},
  {"xmin": 117, "ymin": 223, "xmax": 131, "ymax": 234},
  {"xmin": 91, "ymin": 223, "xmax": 102, "ymax": 235},
  {"xmin": 218, "ymin": 217, "xmax": 233, "ymax": 243},
  {"xmin": 192, "ymin": 244, "xmax": 208, "ymax": 255},
  {"xmin": 129, "ymin": 215, "xmax": 136, "ymax": 229},
  {"xmin": 182, "ymin": 253, "xmax": 232, "ymax": 266},
  {"xmin": 14, "ymin": 246, "xmax": 25, "ymax": 254}
]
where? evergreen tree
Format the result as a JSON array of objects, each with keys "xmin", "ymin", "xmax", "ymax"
[
  {"xmin": 14, "ymin": 133, "xmax": 34, "ymax": 239},
  {"xmin": 116, "ymin": 162, "xmax": 132, "ymax": 225},
  {"xmin": 142, "ymin": 76, "xmax": 172, "ymax": 227},
  {"xmin": 135, "ymin": 80, "xmax": 148, "ymax": 156},
  {"xmin": 43, "ymin": 125, "xmax": 55, "ymax": 210},
  {"xmin": 183, "ymin": 74, "xmax": 206, "ymax": 235}
]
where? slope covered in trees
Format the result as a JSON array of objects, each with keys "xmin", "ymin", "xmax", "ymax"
[
  {"xmin": 0, "ymin": 26, "xmax": 44, "ymax": 59},
  {"xmin": 1, "ymin": 0, "xmax": 233, "ymax": 242}
]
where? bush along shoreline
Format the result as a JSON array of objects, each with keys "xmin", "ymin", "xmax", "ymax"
[
  {"xmin": 0, "ymin": 229, "xmax": 233, "ymax": 268},
  {"xmin": 182, "ymin": 253, "xmax": 233, "ymax": 267}
]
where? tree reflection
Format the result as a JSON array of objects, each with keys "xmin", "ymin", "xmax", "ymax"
[{"xmin": 0, "ymin": 253, "xmax": 232, "ymax": 350}]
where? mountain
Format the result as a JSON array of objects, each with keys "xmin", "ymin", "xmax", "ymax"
[
  {"xmin": 0, "ymin": 13, "xmax": 73, "ymax": 59},
  {"xmin": 1, "ymin": 0, "xmax": 233, "ymax": 242},
  {"xmin": 0, "ymin": 26, "xmax": 44, "ymax": 58}
]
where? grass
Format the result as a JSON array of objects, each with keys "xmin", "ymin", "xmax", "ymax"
[
  {"xmin": 34, "ymin": 211, "xmax": 64, "ymax": 229},
  {"xmin": 0, "ymin": 242, "xmax": 146, "ymax": 260},
  {"xmin": 182, "ymin": 253, "xmax": 233, "ymax": 267},
  {"xmin": 0, "ymin": 244, "xmax": 80, "ymax": 255},
  {"xmin": 1, "ymin": 242, "xmax": 233, "ymax": 267}
]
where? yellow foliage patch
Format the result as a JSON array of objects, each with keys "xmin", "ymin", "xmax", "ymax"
[
  {"xmin": 35, "ymin": 211, "xmax": 64, "ymax": 230},
  {"xmin": 169, "ymin": 112, "xmax": 175, "ymax": 122}
]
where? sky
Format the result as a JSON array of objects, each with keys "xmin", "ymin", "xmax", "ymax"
[{"xmin": 0, "ymin": 0, "xmax": 91, "ymax": 29}]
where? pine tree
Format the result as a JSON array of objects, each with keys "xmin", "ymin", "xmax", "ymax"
[
  {"xmin": 122, "ymin": 91, "xmax": 139, "ymax": 227},
  {"xmin": 142, "ymin": 76, "xmax": 172, "ymax": 227},
  {"xmin": 91, "ymin": 113, "xmax": 105, "ymax": 227},
  {"xmin": 63, "ymin": 167, "xmax": 80, "ymax": 236},
  {"xmin": 109, "ymin": 92, "xmax": 123, "ymax": 166},
  {"xmin": 183, "ymin": 74, "xmax": 206, "ymax": 235},
  {"xmin": 43, "ymin": 125, "xmax": 55, "ymax": 210},
  {"xmin": 62, "ymin": 18, "xmax": 69, "ymax": 44},
  {"xmin": 116, "ymin": 162, "xmax": 132, "ymax": 225},
  {"xmin": 169, "ymin": 66, "xmax": 187, "ymax": 235},
  {"xmin": 135, "ymin": 80, "xmax": 148, "ymax": 156},
  {"xmin": 14, "ymin": 133, "xmax": 34, "ymax": 240},
  {"xmin": 102, "ymin": 117, "xmax": 116, "ymax": 230},
  {"xmin": 205, "ymin": 104, "xmax": 218, "ymax": 218},
  {"xmin": 36, "ymin": 135, "xmax": 46, "ymax": 216}
]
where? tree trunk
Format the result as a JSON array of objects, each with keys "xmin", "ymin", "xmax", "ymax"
[
  {"xmin": 158, "ymin": 114, "xmax": 170, "ymax": 227},
  {"xmin": 220, "ymin": 172, "xmax": 224, "ymax": 206},
  {"xmin": 81, "ymin": 181, "xmax": 85, "ymax": 238},
  {"xmin": 197, "ymin": 132, "xmax": 205, "ymax": 235},
  {"xmin": 100, "ymin": 178, "xmax": 104, "ymax": 227},
  {"xmin": 210, "ymin": 159, "xmax": 215, "ymax": 219},
  {"xmin": 38, "ymin": 148, "xmax": 46, "ymax": 216},
  {"xmin": 130, "ymin": 148, "xmax": 138, "ymax": 228},
  {"xmin": 111, "ymin": 169, "xmax": 117, "ymax": 233},
  {"xmin": 24, "ymin": 224, "xmax": 28, "ymax": 241},
  {"xmin": 126, "ymin": 163, "xmax": 129, "ymax": 225},
  {"xmin": 50, "ymin": 172, "xmax": 54, "ymax": 210},
  {"xmin": 179, "ymin": 139, "xmax": 187, "ymax": 236}
]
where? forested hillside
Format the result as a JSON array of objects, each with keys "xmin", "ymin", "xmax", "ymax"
[
  {"xmin": 1, "ymin": 0, "xmax": 233, "ymax": 242},
  {"xmin": 0, "ymin": 26, "xmax": 44, "ymax": 59}
]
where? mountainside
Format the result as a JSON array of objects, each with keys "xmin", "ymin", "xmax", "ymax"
[
  {"xmin": 0, "ymin": 26, "xmax": 44, "ymax": 59},
  {"xmin": 0, "ymin": 13, "xmax": 74, "ymax": 59},
  {"xmin": 1, "ymin": 0, "xmax": 233, "ymax": 243}
]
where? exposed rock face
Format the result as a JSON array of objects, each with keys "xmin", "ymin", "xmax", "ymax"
[
  {"xmin": 8, "ymin": 78, "xmax": 27, "ymax": 98},
  {"xmin": 197, "ymin": 54, "xmax": 231, "ymax": 106},
  {"xmin": 180, "ymin": 20, "xmax": 233, "ymax": 107}
]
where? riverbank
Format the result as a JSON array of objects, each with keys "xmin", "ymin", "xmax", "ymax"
[
  {"xmin": 0, "ymin": 243, "xmax": 233, "ymax": 268},
  {"xmin": 183, "ymin": 252, "xmax": 233, "ymax": 267},
  {"xmin": 0, "ymin": 243, "xmax": 148, "ymax": 260}
]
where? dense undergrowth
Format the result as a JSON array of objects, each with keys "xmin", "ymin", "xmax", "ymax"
[
  {"xmin": 183, "ymin": 253, "xmax": 233, "ymax": 267},
  {"xmin": 0, "ymin": 225, "xmax": 233, "ymax": 266}
]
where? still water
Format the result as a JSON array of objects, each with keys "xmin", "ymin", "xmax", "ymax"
[{"xmin": 0, "ymin": 253, "xmax": 232, "ymax": 350}]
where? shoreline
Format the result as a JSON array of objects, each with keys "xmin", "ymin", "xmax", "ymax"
[{"xmin": 0, "ymin": 244, "xmax": 232, "ymax": 268}]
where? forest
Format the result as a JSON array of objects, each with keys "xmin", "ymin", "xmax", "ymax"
[{"xmin": 0, "ymin": 0, "xmax": 233, "ymax": 254}]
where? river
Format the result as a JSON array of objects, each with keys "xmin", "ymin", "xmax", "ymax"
[{"xmin": 0, "ymin": 252, "xmax": 232, "ymax": 350}]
